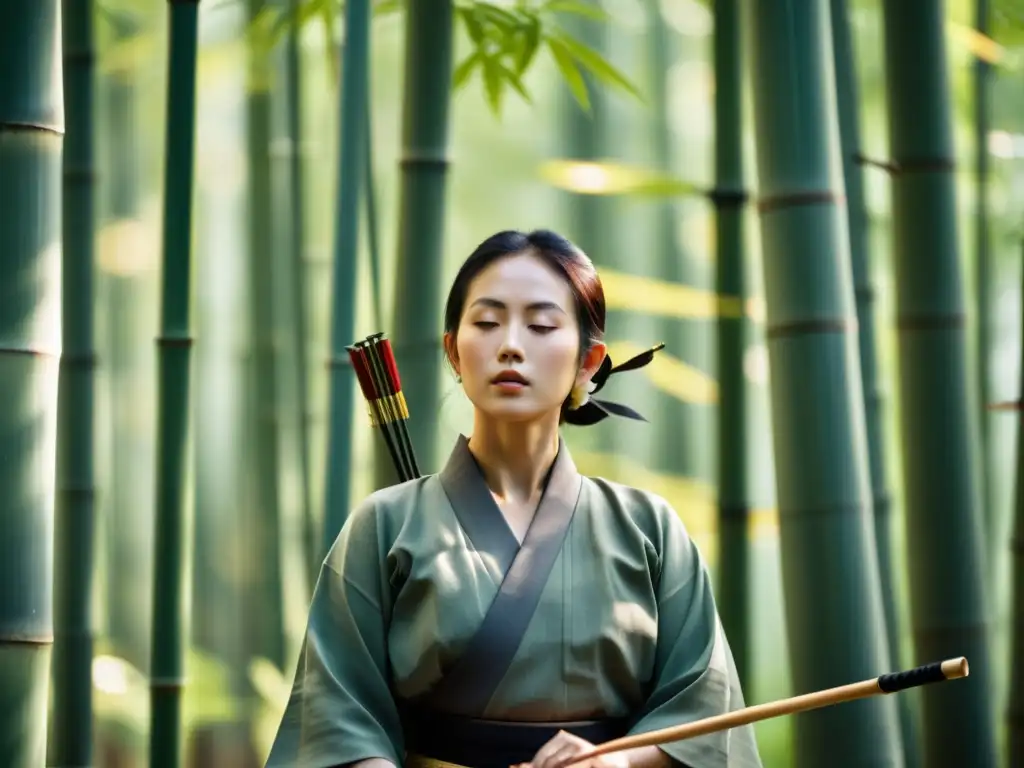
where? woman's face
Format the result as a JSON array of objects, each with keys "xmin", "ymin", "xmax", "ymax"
[{"xmin": 446, "ymin": 252, "xmax": 605, "ymax": 424}]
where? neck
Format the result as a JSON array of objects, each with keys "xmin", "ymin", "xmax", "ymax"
[{"xmin": 466, "ymin": 414, "xmax": 561, "ymax": 502}]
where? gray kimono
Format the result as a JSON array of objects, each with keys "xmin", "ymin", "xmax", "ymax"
[{"xmin": 266, "ymin": 435, "xmax": 762, "ymax": 767}]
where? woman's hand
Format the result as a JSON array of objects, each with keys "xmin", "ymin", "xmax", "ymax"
[{"xmin": 512, "ymin": 730, "xmax": 630, "ymax": 768}]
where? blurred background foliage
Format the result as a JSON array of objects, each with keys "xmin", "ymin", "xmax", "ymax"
[{"xmin": 27, "ymin": 0, "xmax": 1024, "ymax": 765}]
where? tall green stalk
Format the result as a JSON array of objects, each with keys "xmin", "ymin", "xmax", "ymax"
[
  {"xmin": 645, "ymin": 4, "xmax": 703, "ymax": 487},
  {"xmin": 0, "ymin": 2, "xmax": 62, "ymax": 765},
  {"xmin": 558, "ymin": 6, "xmax": 619, "ymax": 460},
  {"xmin": 323, "ymin": 0, "xmax": 371, "ymax": 544},
  {"xmin": 283, "ymin": 0, "xmax": 317, "ymax": 593},
  {"xmin": 149, "ymin": 1, "xmax": 200, "ymax": 764},
  {"xmin": 974, "ymin": 0, "xmax": 994, "ymax": 559},
  {"xmin": 52, "ymin": 0, "xmax": 97, "ymax": 764},
  {"xmin": 1009, "ymin": 234, "xmax": 1024, "ymax": 768},
  {"xmin": 879, "ymin": 3, "xmax": 997, "ymax": 764},
  {"xmin": 745, "ymin": 1, "xmax": 902, "ymax": 764},
  {"xmin": 246, "ymin": 0, "xmax": 286, "ymax": 673},
  {"xmin": 829, "ymin": 1, "xmax": 918, "ymax": 764},
  {"xmin": 103, "ymin": 15, "xmax": 153, "ymax": 679},
  {"xmin": 374, "ymin": 0, "xmax": 455, "ymax": 486},
  {"xmin": 711, "ymin": 0, "xmax": 751, "ymax": 693}
]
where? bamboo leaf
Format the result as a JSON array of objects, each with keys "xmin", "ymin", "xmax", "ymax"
[
  {"xmin": 470, "ymin": 2, "xmax": 522, "ymax": 30},
  {"xmin": 546, "ymin": 35, "xmax": 590, "ymax": 111},
  {"xmin": 481, "ymin": 52, "xmax": 506, "ymax": 114},
  {"xmin": 538, "ymin": 159, "xmax": 703, "ymax": 197},
  {"xmin": 541, "ymin": 0, "xmax": 609, "ymax": 21},
  {"xmin": 453, "ymin": 50, "xmax": 483, "ymax": 89},
  {"xmin": 497, "ymin": 60, "xmax": 532, "ymax": 103},
  {"xmin": 458, "ymin": 5, "xmax": 487, "ymax": 44},
  {"xmin": 545, "ymin": 28, "xmax": 644, "ymax": 102},
  {"xmin": 373, "ymin": 0, "xmax": 404, "ymax": 14},
  {"xmin": 515, "ymin": 12, "xmax": 542, "ymax": 74}
]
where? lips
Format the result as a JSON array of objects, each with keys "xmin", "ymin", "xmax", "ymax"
[{"xmin": 492, "ymin": 370, "xmax": 529, "ymax": 385}]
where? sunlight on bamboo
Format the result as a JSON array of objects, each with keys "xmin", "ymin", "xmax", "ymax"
[{"xmin": 599, "ymin": 267, "xmax": 765, "ymax": 322}]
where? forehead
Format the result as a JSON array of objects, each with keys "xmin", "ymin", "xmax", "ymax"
[{"xmin": 465, "ymin": 252, "xmax": 574, "ymax": 306}]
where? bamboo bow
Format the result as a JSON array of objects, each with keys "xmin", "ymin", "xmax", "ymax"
[{"xmin": 562, "ymin": 657, "xmax": 969, "ymax": 766}]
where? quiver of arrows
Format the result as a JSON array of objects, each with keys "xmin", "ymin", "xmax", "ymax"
[{"xmin": 347, "ymin": 333, "xmax": 422, "ymax": 483}]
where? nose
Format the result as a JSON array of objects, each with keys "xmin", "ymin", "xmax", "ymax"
[{"xmin": 497, "ymin": 325, "xmax": 525, "ymax": 363}]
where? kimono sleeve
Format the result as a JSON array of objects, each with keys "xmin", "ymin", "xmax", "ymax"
[
  {"xmin": 627, "ymin": 508, "xmax": 763, "ymax": 768},
  {"xmin": 265, "ymin": 498, "xmax": 404, "ymax": 767}
]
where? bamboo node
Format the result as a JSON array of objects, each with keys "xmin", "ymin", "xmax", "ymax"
[
  {"xmin": 895, "ymin": 312, "xmax": 966, "ymax": 332},
  {"xmin": 0, "ymin": 120, "xmax": 64, "ymax": 136},
  {"xmin": 756, "ymin": 190, "xmax": 843, "ymax": 214},
  {"xmin": 708, "ymin": 188, "xmax": 749, "ymax": 208},
  {"xmin": 765, "ymin": 317, "xmax": 855, "ymax": 340},
  {"xmin": 155, "ymin": 335, "xmax": 194, "ymax": 348}
]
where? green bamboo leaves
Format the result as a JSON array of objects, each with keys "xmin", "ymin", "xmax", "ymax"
[
  {"xmin": 52, "ymin": 0, "xmax": 98, "ymax": 764},
  {"xmin": 453, "ymin": 0, "xmax": 641, "ymax": 115},
  {"xmin": 0, "ymin": 2, "xmax": 63, "ymax": 765},
  {"xmin": 149, "ymin": 0, "xmax": 200, "ymax": 765},
  {"xmin": 251, "ymin": 0, "xmax": 641, "ymax": 117},
  {"xmin": 879, "ymin": 2, "xmax": 998, "ymax": 764}
]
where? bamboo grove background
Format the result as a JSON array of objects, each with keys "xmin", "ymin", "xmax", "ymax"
[{"xmin": 2, "ymin": 0, "xmax": 1024, "ymax": 766}]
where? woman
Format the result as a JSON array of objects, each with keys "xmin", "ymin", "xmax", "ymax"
[{"xmin": 266, "ymin": 230, "xmax": 762, "ymax": 768}]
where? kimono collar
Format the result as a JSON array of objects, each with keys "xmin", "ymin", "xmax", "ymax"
[{"xmin": 438, "ymin": 434, "xmax": 581, "ymax": 570}]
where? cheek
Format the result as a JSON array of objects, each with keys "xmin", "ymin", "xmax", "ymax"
[
  {"xmin": 540, "ymin": 337, "xmax": 582, "ymax": 383},
  {"xmin": 456, "ymin": 334, "xmax": 489, "ymax": 376}
]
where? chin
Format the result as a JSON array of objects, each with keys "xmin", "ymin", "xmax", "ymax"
[{"xmin": 475, "ymin": 398, "xmax": 555, "ymax": 425}]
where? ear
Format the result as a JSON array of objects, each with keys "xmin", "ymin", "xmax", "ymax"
[
  {"xmin": 576, "ymin": 342, "xmax": 607, "ymax": 385},
  {"xmin": 443, "ymin": 331, "xmax": 460, "ymax": 376}
]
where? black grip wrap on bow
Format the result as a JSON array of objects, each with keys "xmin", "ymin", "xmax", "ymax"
[
  {"xmin": 877, "ymin": 662, "xmax": 947, "ymax": 693},
  {"xmin": 563, "ymin": 343, "xmax": 665, "ymax": 427}
]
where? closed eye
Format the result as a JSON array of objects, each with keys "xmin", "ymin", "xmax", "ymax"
[
  {"xmin": 530, "ymin": 325, "xmax": 557, "ymax": 333},
  {"xmin": 473, "ymin": 321, "xmax": 498, "ymax": 329}
]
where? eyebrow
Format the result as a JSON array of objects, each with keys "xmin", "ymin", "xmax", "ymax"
[{"xmin": 469, "ymin": 297, "xmax": 566, "ymax": 314}]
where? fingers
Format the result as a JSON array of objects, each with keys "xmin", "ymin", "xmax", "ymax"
[{"xmin": 523, "ymin": 731, "xmax": 591, "ymax": 768}]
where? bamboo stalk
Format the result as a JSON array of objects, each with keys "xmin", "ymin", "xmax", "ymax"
[
  {"xmin": 745, "ymin": 1, "xmax": 903, "ymax": 761},
  {"xmin": 148, "ymin": 0, "xmax": 200, "ymax": 764},
  {"xmin": 323, "ymin": 0, "xmax": 371, "ymax": 549},
  {"xmin": 565, "ymin": 658, "xmax": 969, "ymax": 765},
  {"xmin": 375, "ymin": 0, "xmax": 456, "ymax": 487},
  {"xmin": 52, "ymin": 0, "xmax": 98, "ymax": 764},
  {"xmin": 1007, "ymin": 232, "xmax": 1024, "ymax": 766},
  {"xmin": 0, "ymin": 2, "xmax": 62, "ymax": 765},
  {"xmin": 283, "ymin": 0, "xmax": 318, "ymax": 596},
  {"xmin": 103, "ymin": 14, "xmax": 152, "ymax": 679},
  {"xmin": 879, "ymin": 2, "xmax": 998, "ymax": 763},
  {"xmin": 246, "ymin": 0, "xmax": 286, "ymax": 674},
  {"xmin": 557, "ymin": 5, "xmax": 618, "ymax": 462},
  {"xmin": 710, "ymin": 0, "xmax": 752, "ymax": 692},
  {"xmin": 365, "ymin": 93, "xmax": 384, "ymax": 332},
  {"xmin": 974, "ymin": 0, "xmax": 994, "ymax": 560},
  {"xmin": 828, "ymin": 1, "xmax": 919, "ymax": 763}
]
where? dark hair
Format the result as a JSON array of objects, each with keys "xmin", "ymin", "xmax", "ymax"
[
  {"xmin": 442, "ymin": 229, "xmax": 605, "ymax": 421},
  {"xmin": 443, "ymin": 228, "xmax": 605, "ymax": 353}
]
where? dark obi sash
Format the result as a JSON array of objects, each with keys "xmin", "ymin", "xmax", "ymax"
[{"xmin": 399, "ymin": 703, "xmax": 632, "ymax": 768}]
